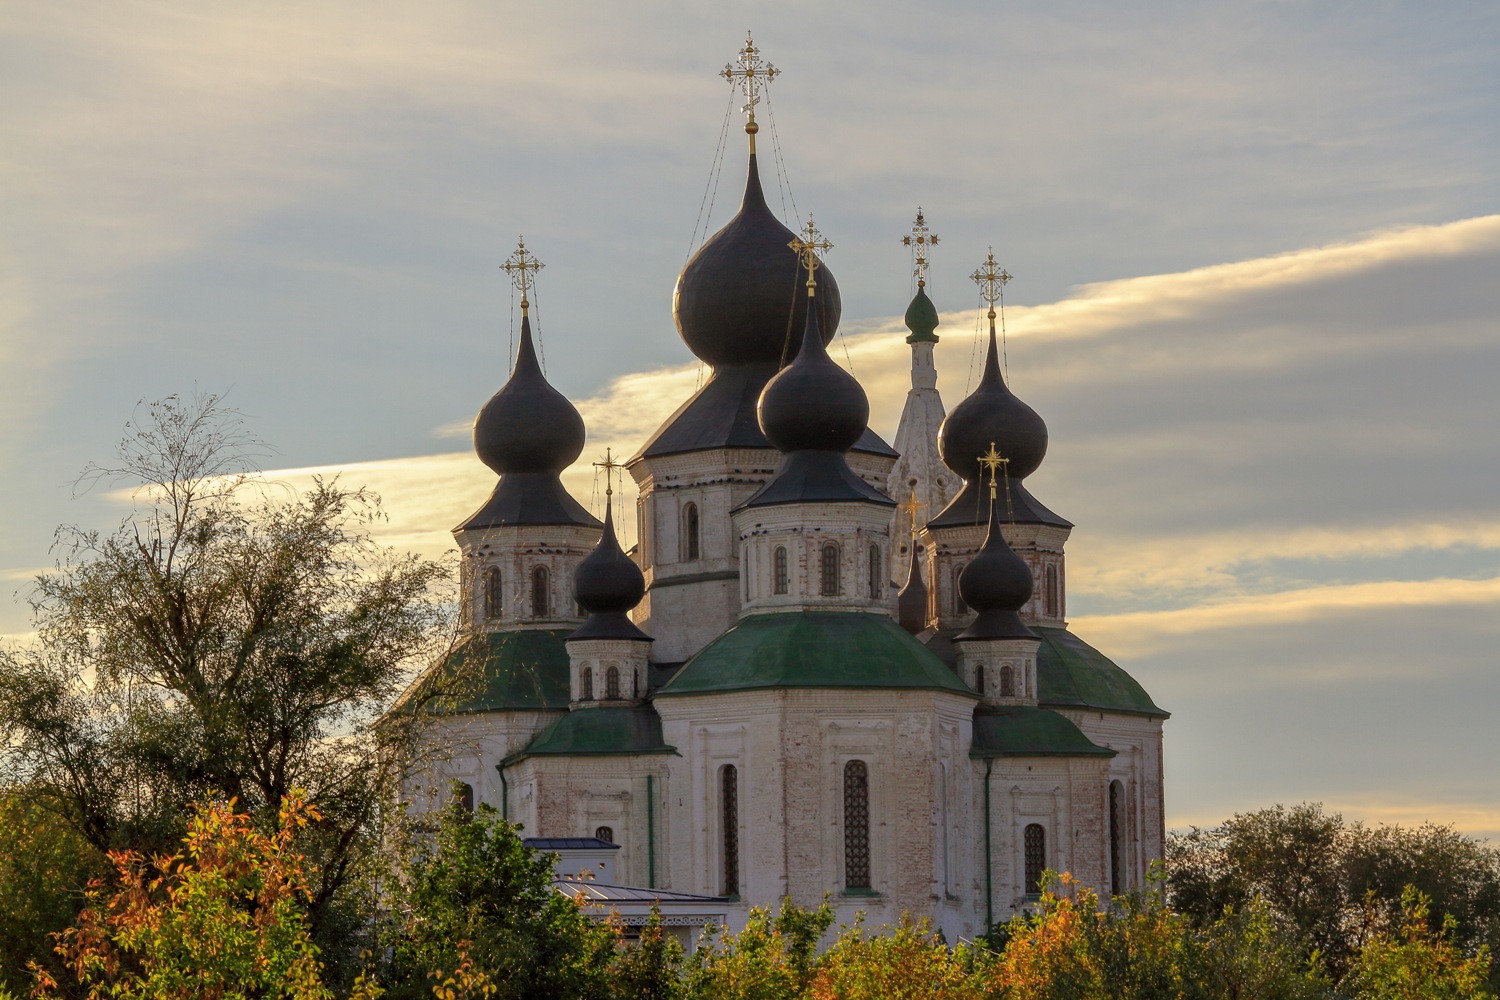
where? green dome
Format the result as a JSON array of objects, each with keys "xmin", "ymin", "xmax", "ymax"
[
  {"xmin": 904, "ymin": 286, "xmax": 940, "ymax": 344},
  {"xmin": 1034, "ymin": 627, "xmax": 1169, "ymax": 718},
  {"xmin": 657, "ymin": 611, "xmax": 976, "ymax": 697},
  {"xmin": 971, "ymin": 705, "xmax": 1115, "ymax": 758},
  {"xmin": 517, "ymin": 704, "xmax": 674, "ymax": 758},
  {"xmin": 397, "ymin": 629, "xmax": 570, "ymax": 715}
]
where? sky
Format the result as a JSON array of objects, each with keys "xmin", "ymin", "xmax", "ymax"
[{"xmin": 3, "ymin": 1, "xmax": 1499, "ymax": 839}]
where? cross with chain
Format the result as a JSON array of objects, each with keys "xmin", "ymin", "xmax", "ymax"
[
  {"xmin": 788, "ymin": 215, "xmax": 833, "ymax": 292},
  {"xmin": 722, "ymin": 31, "xmax": 778, "ymax": 152},
  {"xmin": 593, "ymin": 447, "xmax": 623, "ymax": 498},
  {"xmin": 902, "ymin": 208, "xmax": 940, "ymax": 287},
  {"xmin": 898, "ymin": 489, "xmax": 929, "ymax": 540},
  {"xmin": 501, "ymin": 236, "xmax": 545, "ymax": 313},
  {"xmin": 978, "ymin": 441, "xmax": 1015, "ymax": 521},
  {"xmin": 970, "ymin": 247, "xmax": 1012, "ymax": 320}
]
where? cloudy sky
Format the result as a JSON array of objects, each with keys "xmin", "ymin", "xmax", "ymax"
[{"xmin": 3, "ymin": 1, "xmax": 1498, "ymax": 839}]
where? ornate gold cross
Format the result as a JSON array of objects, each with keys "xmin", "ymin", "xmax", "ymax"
[
  {"xmin": 898, "ymin": 489, "xmax": 928, "ymax": 539},
  {"xmin": 788, "ymin": 215, "xmax": 833, "ymax": 292},
  {"xmin": 978, "ymin": 441, "xmax": 1014, "ymax": 521},
  {"xmin": 970, "ymin": 247, "xmax": 1012, "ymax": 321},
  {"xmin": 902, "ymin": 208, "xmax": 939, "ymax": 287},
  {"xmin": 501, "ymin": 236, "xmax": 545, "ymax": 313},
  {"xmin": 721, "ymin": 32, "xmax": 779, "ymax": 146},
  {"xmin": 593, "ymin": 447, "xmax": 622, "ymax": 497}
]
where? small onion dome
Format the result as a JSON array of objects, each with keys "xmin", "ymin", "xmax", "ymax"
[
  {"xmin": 937, "ymin": 329, "xmax": 1047, "ymax": 484},
  {"xmin": 758, "ymin": 297, "xmax": 869, "ymax": 453},
  {"xmin": 896, "ymin": 548, "xmax": 929, "ymax": 635},
  {"xmin": 955, "ymin": 496, "xmax": 1038, "ymax": 641},
  {"xmin": 673, "ymin": 153, "xmax": 841, "ymax": 368},
  {"xmin": 474, "ymin": 316, "xmax": 585, "ymax": 476},
  {"xmin": 904, "ymin": 285, "xmax": 940, "ymax": 344},
  {"xmin": 569, "ymin": 503, "xmax": 651, "ymax": 642}
]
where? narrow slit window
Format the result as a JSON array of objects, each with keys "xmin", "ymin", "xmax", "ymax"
[
  {"xmin": 484, "ymin": 567, "xmax": 503, "ymax": 619},
  {"xmin": 1024, "ymin": 823, "xmax": 1046, "ymax": 895},
  {"xmin": 605, "ymin": 665, "xmax": 621, "ymax": 700},
  {"xmin": 531, "ymin": 565, "xmax": 550, "ymax": 617},
  {"xmin": 684, "ymin": 502, "xmax": 700, "ymax": 561},
  {"xmin": 821, "ymin": 544, "xmax": 840, "ymax": 597},
  {"xmin": 722, "ymin": 765, "xmax": 739, "ymax": 896},
  {"xmin": 773, "ymin": 546, "xmax": 789, "ymax": 595},
  {"xmin": 844, "ymin": 760, "xmax": 871, "ymax": 889},
  {"xmin": 1045, "ymin": 565, "xmax": 1059, "ymax": 617},
  {"xmin": 954, "ymin": 564, "xmax": 968, "ymax": 612},
  {"xmin": 1109, "ymin": 781, "xmax": 1125, "ymax": 897},
  {"xmin": 580, "ymin": 666, "xmax": 593, "ymax": 701},
  {"xmin": 1000, "ymin": 664, "xmax": 1015, "ymax": 697},
  {"xmin": 868, "ymin": 543, "xmax": 883, "ymax": 599}
]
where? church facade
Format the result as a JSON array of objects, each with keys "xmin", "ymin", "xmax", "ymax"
[{"xmin": 403, "ymin": 47, "xmax": 1167, "ymax": 942}]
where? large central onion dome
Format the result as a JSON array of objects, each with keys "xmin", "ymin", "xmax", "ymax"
[
  {"xmin": 474, "ymin": 316, "xmax": 586, "ymax": 475},
  {"xmin": 955, "ymin": 495, "xmax": 1038, "ymax": 641},
  {"xmin": 938, "ymin": 330, "xmax": 1048, "ymax": 484},
  {"xmin": 673, "ymin": 154, "xmax": 841, "ymax": 367},
  {"xmin": 570, "ymin": 501, "xmax": 650, "ymax": 641}
]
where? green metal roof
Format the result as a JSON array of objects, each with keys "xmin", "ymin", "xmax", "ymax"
[
  {"xmin": 516, "ymin": 704, "xmax": 675, "ymax": 758},
  {"xmin": 399, "ymin": 629, "xmax": 571, "ymax": 715},
  {"xmin": 971, "ymin": 705, "xmax": 1116, "ymax": 758},
  {"xmin": 656, "ymin": 611, "xmax": 976, "ymax": 697},
  {"xmin": 1034, "ymin": 626, "xmax": 1169, "ymax": 719}
]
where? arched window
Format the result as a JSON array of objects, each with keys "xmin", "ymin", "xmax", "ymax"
[
  {"xmin": 773, "ymin": 546, "xmax": 789, "ymax": 595},
  {"xmin": 483, "ymin": 567, "xmax": 502, "ymax": 619},
  {"xmin": 821, "ymin": 544, "xmax": 840, "ymax": 597},
  {"xmin": 605, "ymin": 665, "xmax": 621, "ymax": 700},
  {"xmin": 1000, "ymin": 664, "xmax": 1015, "ymax": 697},
  {"xmin": 975, "ymin": 664, "xmax": 985, "ymax": 694},
  {"xmin": 1109, "ymin": 781, "xmax": 1125, "ymax": 896},
  {"xmin": 844, "ymin": 760, "xmax": 871, "ymax": 889},
  {"xmin": 1045, "ymin": 565, "xmax": 1059, "ymax": 618},
  {"xmin": 595, "ymin": 825, "xmax": 615, "ymax": 845},
  {"xmin": 580, "ymin": 666, "xmax": 593, "ymax": 701},
  {"xmin": 531, "ymin": 566, "xmax": 550, "ymax": 617},
  {"xmin": 455, "ymin": 782, "xmax": 475, "ymax": 814},
  {"xmin": 721, "ymin": 765, "xmax": 739, "ymax": 896},
  {"xmin": 954, "ymin": 564, "xmax": 968, "ymax": 612},
  {"xmin": 684, "ymin": 502, "xmax": 700, "ymax": 561},
  {"xmin": 867, "ymin": 543, "xmax": 883, "ymax": 599},
  {"xmin": 1024, "ymin": 823, "xmax": 1047, "ymax": 895}
]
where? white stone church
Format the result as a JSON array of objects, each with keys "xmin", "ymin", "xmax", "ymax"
[{"xmin": 402, "ymin": 42, "xmax": 1167, "ymax": 942}]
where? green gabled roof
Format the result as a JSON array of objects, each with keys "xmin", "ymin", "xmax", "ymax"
[
  {"xmin": 656, "ymin": 611, "xmax": 976, "ymax": 697},
  {"xmin": 971, "ymin": 705, "xmax": 1116, "ymax": 758},
  {"xmin": 516, "ymin": 704, "xmax": 675, "ymax": 758},
  {"xmin": 1034, "ymin": 626, "xmax": 1169, "ymax": 719},
  {"xmin": 398, "ymin": 629, "xmax": 571, "ymax": 715}
]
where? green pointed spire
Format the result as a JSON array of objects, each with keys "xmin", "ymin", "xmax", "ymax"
[{"xmin": 904, "ymin": 285, "xmax": 940, "ymax": 344}]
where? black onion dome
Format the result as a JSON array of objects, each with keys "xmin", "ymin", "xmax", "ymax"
[
  {"xmin": 896, "ymin": 548, "xmax": 929, "ymax": 635},
  {"xmin": 758, "ymin": 300, "xmax": 868, "ymax": 453},
  {"xmin": 937, "ymin": 329, "xmax": 1048, "ymax": 483},
  {"xmin": 955, "ymin": 497, "xmax": 1038, "ymax": 641},
  {"xmin": 474, "ymin": 316, "xmax": 586, "ymax": 476},
  {"xmin": 569, "ymin": 504, "xmax": 651, "ymax": 642},
  {"xmin": 673, "ymin": 153, "xmax": 840, "ymax": 367}
]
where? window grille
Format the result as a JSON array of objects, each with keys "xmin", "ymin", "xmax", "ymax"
[
  {"xmin": 868, "ymin": 543, "xmax": 882, "ymax": 598},
  {"xmin": 595, "ymin": 825, "xmax": 615, "ymax": 844},
  {"xmin": 484, "ymin": 567, "xmax": 502, "ymax": 619},
  {"xmin": 1000, "ymin": 664, "xmax": 1015, "ymax": 697},
  {"xmin": 821, "ymin": 544, "xmax": 840, "ymax": 597},
  {"xmin": 1024, "ymin": 823, "xmax": 1046, "ymax": 894},
  {"xmin": 773, "ymin": 546, "xmax": 789, "ymax": 594},
  {"xmin": 605, "ymin": 665, "xmax": 621, "ymax": 700},
  {"xmin": 844, "ymin": 760, "xmax": 871, "ymax": 889},
  {"xmin": 722, "ymin": 765, "xmax": 740, "ymax": 896},
  {"xmin": 581, "ymin": 666, "xmax": 593, "ymax": 701},
  {"xmin": 684, "ymin": 502, "xmax": 700, "ymax": 560},
  {"xmin": 1109, "ymin": 781, "xmax": 1124, "ymax": 896},
  {"xmin": 531, "ymin": 566, "xmax": 550, "ymax": 617},
  {"xmin": 1045, "ymin": 565, "xmax": 1059, "ymax": 617}
]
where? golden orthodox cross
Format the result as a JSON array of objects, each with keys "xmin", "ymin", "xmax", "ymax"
[
  {"xmin": 970, "ymin": 247, "xmax": 1012, "ymax": 326},
  {"xmin": 593, "ymin": 447, "xmax": 623, "ymax": 498},
  {"xmin": 788, "ymin": 215, "xmax": 833, "ymax": 292},
  {"xmin": 978, "ymin": 441, "xmax": 1014, "ymax": 521},
  {"xmin": 902, "ymin": 208, "xmax": 939, "ymax": 287},
  {"xmin": 721, "ymin": 32, "xmax": 779, "ymax": 150},
  {"xmin": 501, "ymin": 236, "xmax": 545, "ymax": 314},
  {"xmin": 898, "ymin": 489, "xmax": 928, "ymax": 540}
]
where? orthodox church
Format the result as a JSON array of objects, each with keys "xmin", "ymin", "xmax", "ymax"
[{"xmin": 403, "ymin": 38, "xmax": 1167, "ymax": 942}]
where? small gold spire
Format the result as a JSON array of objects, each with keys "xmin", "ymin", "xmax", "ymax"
[
  {"xmin": 898, "ymin": 489, "xmax": 929, "ymax": 540},
  {"xmin": 902, "ymin": 208, "xmax": 940, "ymax": 287},
  {"xmin": 721, "ymin": 32, "xmax": 779, "ymax": 154},
  {"xmin": 970, "ymin": 247, "xmax": 1012, "ymax": 331},
  {"xmin": 501, "ymin": 236, "xmax": 545, "ymax": 315},
  {"xmin": 787, "ymin": 214, "xmax": 833, "ymax": 295}
]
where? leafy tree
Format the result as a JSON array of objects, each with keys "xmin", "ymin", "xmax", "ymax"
[
  {"xmin": 683, "ymin": 897, "xmax": 834, "ymax": 1000},
  {"xmin": 0, "ymin": 393, "xmax": 454, "ymax": 972},
  {"xmin": 373, "ymin": 801, "xmax": 618, "ymax": 1000},
  {"xmin": 1342, "ymin": 888, "xmax": 1494, "ymax": 1000},
  {"xmin": 0, "ymin": 792, "xmax": 107, "ymax": 994},
  {"xmin": 611, "ymin": 908, "xmax": 686, "ymax": 1000},
  {"xmin": 807, "ymin": 916, "xmax": 979, "ymax": 1000},
  {"xmin": 33, "ymin": 793, "xmax": 369, "ymax": 1000}
]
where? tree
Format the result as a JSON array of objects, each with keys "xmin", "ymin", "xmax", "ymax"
[
  {"xmin": 683, "ymin": 897, "xmax": 834, "ymax": 1000},
  {"xmin": 373, "ymin": 801, "xmax": 618, "ymax": 1000},
  {"xmin": 1342, "ymin": 888, "xmax": 1494, "ymax": 1000},
  {"xmin": 0, "ymin": 394, "xmax": 454, "ymax": 963}
]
